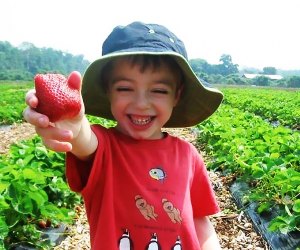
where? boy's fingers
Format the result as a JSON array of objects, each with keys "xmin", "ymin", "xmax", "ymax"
[
  {"xmin": 25, "ymin": 89, "xmax": 38, "ymax": 108},
  {"xmin": 67, "ymin": 71, "xmax": 82, "ymax": 91},
  {"xmin": 23, "ymin": 107, "xmax": 49, "ymax": 128},
  {"xmin": 42, "ymin": 138, "xmax": 72, "ymax": 152},
  {"xmin": 35, "ymin": 126, "xmax": 73, "ymax": 142}
]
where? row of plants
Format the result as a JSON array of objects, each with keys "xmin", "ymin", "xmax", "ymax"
[
  {"xmin": 220, "ymin": 87, "xmax": 300, "ymax": 129},
  {"xmin": 0, "ymin": 137, "xmax": 81, "ymax": 249},
  {"xmin": 0, "ymin": 81, "xmax": 32, "ymax": 125},
  {"xmin": 197, "ymin": 104, "xmax": 300, "ymax": 234}
]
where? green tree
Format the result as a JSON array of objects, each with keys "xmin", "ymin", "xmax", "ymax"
[
  {"xmin": 189, "ymin": 58, "xmax": 214, "ymax": 75},
  {"xmin": 218, "ymin": 54, "xmax": 239, "ymax": 76},
  {"xmin": 0, "ymin": 41, "xmax": 90, "ymax": 80},
  {"xmin": 286, "ymin": 76, "xmax": 300, "ymax": 88},
  {"xmin": 253, "ymin": 76, "xmax": 270, "ymax": 86},
  {"xmin": 262, "ymin": 67, "xmax": 277, "ymax": 75}
]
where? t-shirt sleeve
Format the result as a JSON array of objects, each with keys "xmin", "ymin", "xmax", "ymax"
[
  {"xmin": 65, "ymin": 125, "xmax": 105, "ymax": 193},
  {"xmin": 190, "ymin": 147, "xmax": 220, "ymax": 217}
]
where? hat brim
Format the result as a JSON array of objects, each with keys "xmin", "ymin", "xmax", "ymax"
[{"xmin": 82, "ymin": 51, "xmax": 223, "ymax": 128}]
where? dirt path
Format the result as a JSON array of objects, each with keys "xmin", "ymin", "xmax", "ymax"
[{"xmin": 1, "ymin": 124, "xmax": 270, "ymax": 249}]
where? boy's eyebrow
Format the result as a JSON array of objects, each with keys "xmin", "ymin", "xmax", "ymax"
[
  {"xmin": 153, "ymin": 79, "xmax": 177, "ymax": 88},
  {"xmin": 110, "ymin": 76, "xmax": 133, "ymax": 84}
]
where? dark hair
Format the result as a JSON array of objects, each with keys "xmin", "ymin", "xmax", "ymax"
[{"xmin": 100, "ymin": 55, "xmax": 184, "ymax": 93}]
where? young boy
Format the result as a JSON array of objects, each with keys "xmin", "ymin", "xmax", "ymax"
[{"xmin": 24, "ymin": 21, "xmax": 223, "ymax": 249}]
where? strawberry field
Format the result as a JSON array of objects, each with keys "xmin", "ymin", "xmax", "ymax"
[
  {"xmin": 198, "ymin": 87, "xmax": 300, "ymax": 234},
  {"xmin": 0, "ymin": 81, "xmax": 299, "ymax": 249}
]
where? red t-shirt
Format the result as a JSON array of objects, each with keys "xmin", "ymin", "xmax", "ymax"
[{"xmin": 66, "ymin": 125, "xmax": 220, "ymax": 249}]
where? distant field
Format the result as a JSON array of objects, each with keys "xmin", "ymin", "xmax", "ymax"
[{"xmin": 0, "ymin": 81, "xmax": 33, "ymax": 125}]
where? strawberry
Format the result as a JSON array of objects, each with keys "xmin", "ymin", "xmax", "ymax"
[{"xmin": 34, "ymin": 73, "xmax": 81, "ymax": 122}]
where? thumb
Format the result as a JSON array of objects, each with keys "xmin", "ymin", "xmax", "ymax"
[{"xmin": 67, "ymin": 71, "xmax": 82, "ymax": 91}]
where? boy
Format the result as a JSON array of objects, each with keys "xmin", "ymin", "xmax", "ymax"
[{"xmin": 24, "ymin": 21, "xmax": 223, "ymax": 249}]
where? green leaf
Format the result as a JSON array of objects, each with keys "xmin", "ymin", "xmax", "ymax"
[
  {"xmin": 0, "ymin": 182, "xmax": 9, "ymax": 193},
  {"xmin": 14, "ymin": 196, "xmax": 34, "ymax": 215},
  {"xmin": 34, "ymin": 146, "xmax": 48, "ymax": 159},
  {"xmin": 293, "ymin": 199, "xmax": 300, "ymax": 213},
  {"xmin": 270, "ymin": 152, "xmax": 280, "ymax": 159},
  {"xmin": 268, "ymin": 216, "xmax": 290, "ymax": 234},
  {"xmin": 257, "ymin": 202, "xmax": 271, "ymax": 214},
  {"xmin": 28, "ymin": 190, "xmax": 48, "ymax": 207},
  {"xmin": 0, "ymin": 195, "xmax": 9, "ymax": 210},
  {"xmin": 0, "ymin": 216, "xmax": 9, "ymax": 240},
  {"xmin": 22, "ymin": 154, "xmax": 35, "ymax": 166},
  {"xmin": 22, "ymin": 168, "xmax": 46, "ymax": 184}
]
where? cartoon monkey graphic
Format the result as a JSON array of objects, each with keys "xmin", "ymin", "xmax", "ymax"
[
  {"xmin": 162, "ymin": 198, "xmax": 182, "ymax": 224},
  {"xmin": 135, "ymin": 195, "xmax": 158, "ymax": 221}
]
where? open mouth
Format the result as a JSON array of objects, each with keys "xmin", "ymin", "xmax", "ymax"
[{"xmin": 128, "ymin": 115, "xmax": 154, "ymax": 126}]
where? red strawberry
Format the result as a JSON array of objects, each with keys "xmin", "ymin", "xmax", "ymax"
[{"xmin": 34, "ymin": 73, "xmax": 81, "ymax": 122}]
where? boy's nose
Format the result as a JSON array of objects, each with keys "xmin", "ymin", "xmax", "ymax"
[{"xmin": 134, "ymin": 92, "xmax": 151, "ymax": 109}]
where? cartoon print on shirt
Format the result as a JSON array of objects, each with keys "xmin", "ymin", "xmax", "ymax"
[
  {"xmin": 118, "ymin": 229, "xmax": 133, "ymax": 250},
  {"xmin": 149, "ymin": 167, "xmax": 167, "ymax": 182},
  {"xmin": 146, "ymin": 233, "xmax": 161, "ymax": 250},
  {"xmin": 135, "ymin": 195, "xmax": 158, "ymax": 220},
  {"xmin": 162, "ymin": 198, "xmax": 182, "ymax": 224},
  {"xmin": 171, "ymin": 236, "xmax": 183, "ymax": 250},
  {"xmin": 118, "ymin": 230, "xmax": 182, "ymax": 249}
]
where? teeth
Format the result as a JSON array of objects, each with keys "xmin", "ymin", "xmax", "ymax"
[{"xmin": 131, "ymin": 116, "xmax": 152, "ymax": 125}]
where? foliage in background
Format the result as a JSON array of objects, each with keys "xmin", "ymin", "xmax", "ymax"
[
  {"xmin": 0, "ymin": 137, "xmax": 81, "ymax": 249},
  {"xmin": 221, "ymin": 87, "xmax": 300, "ymax": 129},
  {"xmin": 0, "ymin": 82, "xmax": 33, "ymax": 125},
  {"xmin": 197, "ymin": 87, "xmax": 300, "ymax": 234},
  {"xmin": 190, "ymin": 57, "xmax": 300, "ymax": 88},
  {"xmin": 1, "ymin": 40, "xmax": 300, "ymax": 88},
  {"xmin": 0, "ymin": 41, "xmax": 89, "ymax": 81}
]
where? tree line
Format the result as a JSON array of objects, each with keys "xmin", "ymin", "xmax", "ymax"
[
  {"xmin": 0, "ymin": 41, "xmax": 89, "ymax": 81},
  {"xmin": 189, "ymin": 56, "xmax": 300, "ymax": 88},
  {"xmin": 1, "ymin": 41, "xmax": 299, "ymax": 88}
]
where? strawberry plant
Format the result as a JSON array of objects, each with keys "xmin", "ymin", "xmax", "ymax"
[
  {"xmin": 197, "ymin": 103, "xmax": 300, "ymax": 234},
  {"xmin": 0, "ymin": 81, "xmax": 33, "ymax": 125},
  {"xmin": 221, "ymin": 87, "xmax": 300, "ymax": 129},
  {"xmin": 0, "ymin": 137, "xmax": 81, "ymax": 249}
]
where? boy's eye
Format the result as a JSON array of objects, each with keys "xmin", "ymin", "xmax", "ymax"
[
  {"xmin": 152, "ymin": 89, "xmax": 169, "ymax": 94},
  {"xmin": 116, "ymin": 86, "xmax": 132, "ymax": 92}
]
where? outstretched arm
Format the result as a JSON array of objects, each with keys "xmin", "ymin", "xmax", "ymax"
[
  {"xmin": 23, "ymin": 71, "xmax": 98, "ymax": 160},
  {"xmin": 194, "ymin": 216, "xmax": 221, "ymax": 250}
]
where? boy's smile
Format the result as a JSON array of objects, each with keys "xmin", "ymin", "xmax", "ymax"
[{"xmin": 107, "ymin": 58, "xmax": 181, "ymax": 140}]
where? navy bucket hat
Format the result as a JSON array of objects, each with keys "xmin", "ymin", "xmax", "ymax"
[{"xmin": 82, "ymin": 21, "xmax": 223, "ymax": 127}]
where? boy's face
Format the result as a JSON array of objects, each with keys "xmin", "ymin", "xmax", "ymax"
[{"xmin": 107, "ymin": 58, "xmax": 181, "ymax": 140}]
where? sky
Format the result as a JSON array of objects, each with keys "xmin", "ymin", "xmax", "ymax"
[{"xmin": 1, "ymin": 0, "xmax": 300, "ymax": 70}]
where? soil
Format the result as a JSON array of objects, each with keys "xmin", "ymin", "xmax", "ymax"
[{"xmin": 1, "ymin": 123, "xmax": 270, "ymax": 249}]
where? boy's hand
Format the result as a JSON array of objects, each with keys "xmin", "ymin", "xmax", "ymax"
[{"xmin": 23, "ymin": 71, "xmax": 85, "ymax": 152}]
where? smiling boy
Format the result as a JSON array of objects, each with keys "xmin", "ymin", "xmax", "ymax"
[
  {"xmin": 106, "ymin": 56, "xmax": 182, "ymax": 140},
  {"xmin": 24, "ymin": 21, "xmax": 223, "ymax": 249}
]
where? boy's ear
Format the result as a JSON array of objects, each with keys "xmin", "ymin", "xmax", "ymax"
[{"xmin": 174, "ymin": 85, "xmax": 183, "ymax": 107}]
